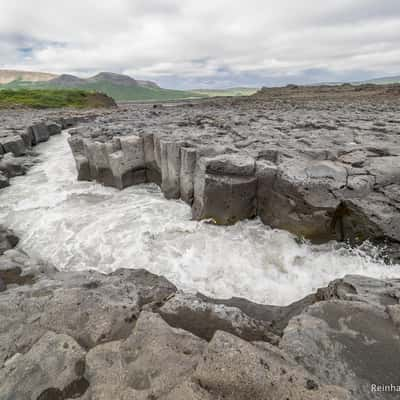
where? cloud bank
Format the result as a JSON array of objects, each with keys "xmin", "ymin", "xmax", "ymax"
[{"xmin": 1, "ymin": 0, "xmax": 400, "ymax": 88}]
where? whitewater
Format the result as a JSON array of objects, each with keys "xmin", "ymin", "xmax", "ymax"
[{"xmin": 0, "ymin": 132, "xmax": 398, "ymax": 305}]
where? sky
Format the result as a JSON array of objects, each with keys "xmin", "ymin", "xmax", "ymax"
[{"xmin": 1, "ymin": 0, "xmax": 400, "ymax": 89}]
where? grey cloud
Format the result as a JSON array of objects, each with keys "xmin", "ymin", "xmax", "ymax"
[{"xmin": 1, "ymin": 0, "xmax": 400, "ymax": 88}]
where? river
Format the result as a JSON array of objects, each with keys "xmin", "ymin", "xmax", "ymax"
[{"xmin": 0, "ymin": 132, "xmax": 397, "ymax": 305}]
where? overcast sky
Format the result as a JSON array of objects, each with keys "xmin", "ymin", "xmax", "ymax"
[{"xmin": 1, "ymin": 0, "xmax": 400, "ymax": 89}]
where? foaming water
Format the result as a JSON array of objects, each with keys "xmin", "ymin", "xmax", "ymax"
[{"xmin": 0, "ymin": 132, "xmax": 398, "ymax": 305}]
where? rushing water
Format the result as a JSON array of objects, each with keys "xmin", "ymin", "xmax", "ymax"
[{"xmin": 0, "ymin": 132, "xmax": 398, "ymax": 305}]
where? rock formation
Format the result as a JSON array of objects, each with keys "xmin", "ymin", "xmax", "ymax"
[
  {"xmin": 66, "ymin": 85, "xmax": 400, "ymax": 254},
  {"xmin": 1, "ymin": 84, "xmax": 400, "ymax": 399},
  {"xmin": 1, "ymin": 223, "xmax": 399, "ymax": 399}
]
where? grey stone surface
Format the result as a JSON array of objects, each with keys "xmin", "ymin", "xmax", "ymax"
[
  {"xmin": 0, "ymin": 135, "xmax": 26, "ymax": 156},
  {"xmin": 85, "ymin": 312, "xmax": 206, "ymax": 400},
  {"xmin": 0, "ymin": 225, "xmax": 19, "ymax": 255},
  {"xmin": 0, "ymin": 331, "xmax": 88, "ymax": 400},
  {"xmin": 159, "ymin": 292, "xmax": 279, "ymax": 343},
  {"xmin": 193, "ymin": 331, "xmax": 350, "ymax": 400},
  {"xmin": 281, "ymin": 299, "xmax": 400, "ymax": 399}
]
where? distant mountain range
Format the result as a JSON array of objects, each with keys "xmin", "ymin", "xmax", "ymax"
[
  {"xmin": 360, "ymin": 75, "xmax": 400, "ymax": 85},
  {"xmin": 0, "ymin": 70, "xmax": 202, "ymax": 101}
]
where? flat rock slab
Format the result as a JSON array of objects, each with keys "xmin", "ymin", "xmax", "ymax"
[{"xmin": 281, "ymin": 300, "xmax": 400, "ymax": 399}]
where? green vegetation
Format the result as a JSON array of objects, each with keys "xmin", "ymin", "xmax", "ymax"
[
  {"xmin": 191, "ymin": 87, "xmax": 259, "ymax": 97},
  {"xmin": 0, "ymin": 79, "xmax": 204, "ymax": 102},
  {"xmin": 76, "ymin": 81, "xmax": 203, "ymax": 101},
  {"xmin": 0, "ymin": 89, "xmax": 115, "ymax": 109}
]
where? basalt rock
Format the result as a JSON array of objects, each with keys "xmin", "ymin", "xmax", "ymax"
[
  {"xmin": 0, "ymin": 331, "xmax": 88, "ymax": 400},
  {"xmin": 281, "ymin": 275, "xmax": 400, "ymax": 400},
  {"xmin": 0, "ymin": 235, "xmax": 398, "ymax": 399},
  {"xmin": 0, "ymin": 225, "xmax": 19, "ymax": 255},
  {"xmin": 192, "ymin": 331, "xmax": 350, "ymax": 400},
  {"xmin": 63, "ymin": 92, "xmax": 400, "ymax": 248}
]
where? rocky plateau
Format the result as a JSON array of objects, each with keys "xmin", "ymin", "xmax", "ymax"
[{"xmin": 1, "ymin": 84, "xmax": 400, "ymax": 399}]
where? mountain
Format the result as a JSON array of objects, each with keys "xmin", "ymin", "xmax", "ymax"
[
  {"xmin": 0, "ymin": 69, "xmax": 57, "ymax": 84},
  {"xmin": 48, "ymin": 74, "xmax": 87, "ymax": 87},
  {"xmin": 86, "ymin": 72, "xmax": 139, "ymax": 86},
  {"xmin": 0, "ymin": 70, "xmax": 201, "ymax": 102}
]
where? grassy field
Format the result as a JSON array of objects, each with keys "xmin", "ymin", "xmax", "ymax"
[
  {"xmin": 0, "ymin": 89, "xmax": 116, "ymax": 108},
  {"xmin": 0, "ymin": 80, "xmax": 204, "ymax": 102}
]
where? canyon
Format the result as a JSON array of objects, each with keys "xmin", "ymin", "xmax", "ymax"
[{"xmin": 1, "ymin": 84, "xmax": 400, "ymax": 399}]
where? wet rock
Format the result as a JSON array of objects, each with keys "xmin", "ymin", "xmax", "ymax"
[
  {"xmin": 0, "ymin": 225, "xmax": 19, "ymax": 255},
  {"xmin": 0, "ymin": 152, "xmax": 33, "ymax": 177},
  {"xmin": 0, "ymin": 331, "xmax": 87, "ymax": 400},
  {"xmin": 0, "ymin": 171, "xmax": 9, "ymax": 188},
  {"xmin": 280, "ymin": 300, "xmax": 400, "ymax": 399},
  {"xmin": 317, "ymin": 274, "xmax": 400, "ymax": 307},
  {"xmin": 159, "ymin": 292, "xmax": 279, "ymax": 343},
  {"xmin": 0, "ymin": 135, "xmax": 26, "ymax": 156},
  {"xmin": 334, "ymin": 192, "xmax": 400, "ymax": 244},
  {"xmin": 47, "ymin": 122, "xmax": 63, "ymax": 136},
  {"xmin": 31, "ymin": 123, "xmax": 51, "ymax": 144}
]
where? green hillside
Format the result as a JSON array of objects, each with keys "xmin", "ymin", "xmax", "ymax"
[
  {"xmin": 0, "ymin": 89, "xmax": 116, "ymax": 109},
  {"xmin": 0, "ymin": 79, "xmax": 204, "ymax": 102}
]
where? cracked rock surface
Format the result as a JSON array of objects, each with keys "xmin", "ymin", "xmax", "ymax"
[{"xmin": 63, "ymin": 85, "xmax": 400, "ymax": 250}]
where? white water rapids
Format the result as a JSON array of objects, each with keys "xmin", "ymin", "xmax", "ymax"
[{"xmin": 0, "ymin": 132, "xmax": 398, "ymax": 305}]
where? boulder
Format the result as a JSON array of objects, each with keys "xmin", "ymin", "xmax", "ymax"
[
  {"xmin": 316, "ymin": 274, "xmax": 400, "ymax": 307},
  {"xmin": 85, "ymin": 312, "xmax": 206, "ymax": 399},
  {"xmin": 0, "ymin": 225, "xmax": 19, "ymax": 255},
  {"xmin": 0, "ymin": 171, "xmax": 9, "ymax": 188},
  {"xmin": 280, "ymin": 300, "xmax": 400, "ymax": 399},
  {"xmin": 159, "ymin": 292, "xmax": 278, "ymax": 343},
  {"xmin": 0, "ymin": 135, "xmax": 26, "ymax": 156},
  {"xmin": 0, "ymin": 331, "xmax": 88, "ymax": 400},
  {"xmin": 0, "ymin": 153, "xmax": 32, "ymax": 177},
  {"xmin": 193, "ymin": 331, "xmax": 350, "ymax": 400},
  {"xmin": 334, "ymin": 192, "xmax": 400, "ymax": 244}
]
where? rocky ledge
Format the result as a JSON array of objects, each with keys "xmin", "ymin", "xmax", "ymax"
[
  {"xmin": 1, "ymin": 226, "xmax": 400, "ymax": 399},
  {"xmin": 67, "ymin": 85, "xmax": 400, "ymax": 254}
]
